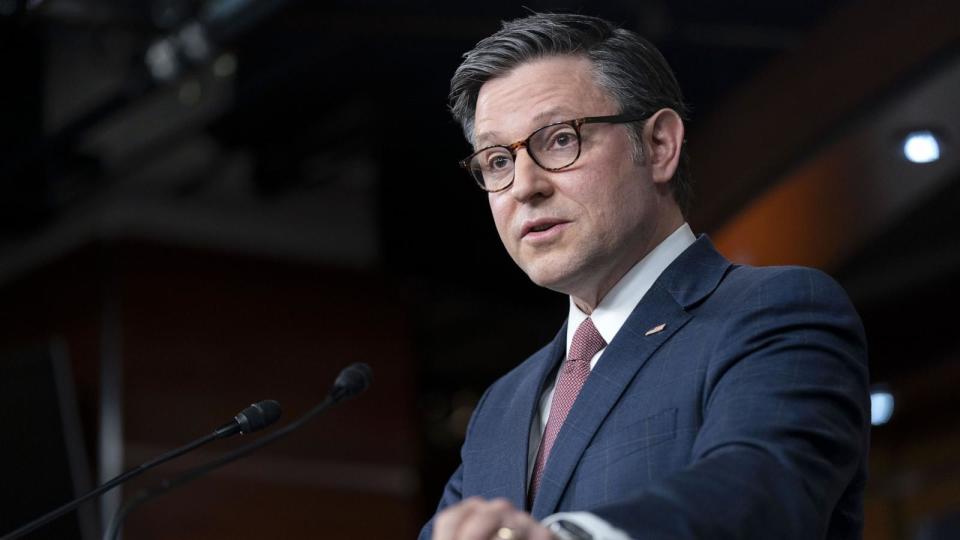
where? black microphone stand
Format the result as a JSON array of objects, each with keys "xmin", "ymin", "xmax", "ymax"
[
  {"xmin": 0, "ymin": 400, "xmax": 280, "ymax": 540},
  {"xmin": 104, "ymin": 363, "xmax": 371, "ymax": 540}
]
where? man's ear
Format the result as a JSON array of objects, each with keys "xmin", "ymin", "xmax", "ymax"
[{"xmin": 644, "ymin": 108, "xmax": 684, "ymax": 185}]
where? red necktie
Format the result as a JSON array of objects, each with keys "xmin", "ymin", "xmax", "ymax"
[{"xmin": 529, "ymin": 317, "xmax": 606, "ymax": 502}]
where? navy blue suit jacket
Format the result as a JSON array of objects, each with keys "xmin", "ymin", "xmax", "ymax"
[{"xmin": 421, "ymin": 236, "xmax": 869, "ymax": 539}]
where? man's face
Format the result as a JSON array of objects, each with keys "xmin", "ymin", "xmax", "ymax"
[{"xmin": 473, "ymin": 55, "xmax": 664, "ymax": 306}]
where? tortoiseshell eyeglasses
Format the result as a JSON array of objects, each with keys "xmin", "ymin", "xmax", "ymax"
[{"xmin": 459, "ymin": 114, "xmax": 646, "ymax": 192}]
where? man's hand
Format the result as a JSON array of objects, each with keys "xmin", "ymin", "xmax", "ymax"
[{"xmin": 432, "ymin": 497, "xmax": 557, "ymax": 540}]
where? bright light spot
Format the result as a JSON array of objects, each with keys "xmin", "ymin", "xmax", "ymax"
[
  {"xmin": 213, "ymin": 53, "xmax": 237, "ymax": 78},
  {"xmin": 178, "ymin": 23, "xmax": 210, "ymax": 62},
  {"xmin": 903, "ymin": 131, "xmax": 941, "ymax": 163},
  {"xmin": 870, "ymin": 391, "xmax": 894, "ymax": 426},
  {"xmin": 145, "ymin": 39, "xmax": 179, "ymax": 82}
]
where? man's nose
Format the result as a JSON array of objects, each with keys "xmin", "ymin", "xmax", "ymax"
[{"xmin": 510, "ymin": 149, "xmax": 553, "ymax": 202}]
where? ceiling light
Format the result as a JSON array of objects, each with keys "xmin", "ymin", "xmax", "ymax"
[
  {"xmin": 903, "ymin": 130, "xmax": 941, "ymax": 163},
  {"xmin": 870, "ymin": 390, "xmax": 894, "ymax": 426}
]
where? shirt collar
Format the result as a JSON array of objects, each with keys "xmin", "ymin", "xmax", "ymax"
[{"xmin": 567, "ymin": 223, "xmax": 696, "ymax": 351}]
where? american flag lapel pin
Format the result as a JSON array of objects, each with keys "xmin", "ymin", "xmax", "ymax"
[{"xmin": 645, "ymin": 323, "xmax": 667, "ymax": 336}]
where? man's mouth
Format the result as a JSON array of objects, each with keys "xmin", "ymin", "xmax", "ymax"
[{"xmin": 521, "ymin": 219, "xmax": 568, "ymax": 238}]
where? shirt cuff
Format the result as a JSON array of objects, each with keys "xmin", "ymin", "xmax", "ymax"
[{"xmin": 542, "ymin": 511, "xmax": 631, "ymax": 540}]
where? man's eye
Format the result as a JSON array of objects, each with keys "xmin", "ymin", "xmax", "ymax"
[
  {"xmin": 548, "ymin": 130, "xmax": 576, "ymax": 149},
  {"xmin": 486, "ymin": 154, "xmax": 512, "ymax": 171},
  {"xmin": 555, "ymin": 133, "xmax": 573, "ymax": 146}
]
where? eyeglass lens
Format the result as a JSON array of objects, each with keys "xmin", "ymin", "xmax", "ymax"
[{"xmin": 468, "ymin": 122, "xmax": 581, "ymax": 191}]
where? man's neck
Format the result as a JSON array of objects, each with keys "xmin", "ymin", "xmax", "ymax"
[
  {"xmin": 571, "ymin": 214, "xmax": 686, "ymax": 314},
  {"xmin": 566, "ymin": 222, "xmax": 696, "ymax": 352}
]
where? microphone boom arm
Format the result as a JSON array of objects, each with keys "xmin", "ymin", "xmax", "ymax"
[
  {"xmin": 104, "ymin": 362, "xmax": 372, "ymax": 540},
  {"xmin": 0, "ymin": 400, "xmax": 280, "ymax": 540}
]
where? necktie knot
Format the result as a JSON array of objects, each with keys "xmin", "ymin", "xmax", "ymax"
[{"xmin": 568, "ymin": 317, "xmax": 606, "ymax": 363}]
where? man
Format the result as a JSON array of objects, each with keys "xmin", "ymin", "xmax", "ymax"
[{"xmin": 423, "ymin": 13, "xmax": 869, "ymax": 540}]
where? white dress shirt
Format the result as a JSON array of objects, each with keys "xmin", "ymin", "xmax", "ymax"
[{"xmin": 532, "ymin": 223, "xmax": 696, "ymax": 539}]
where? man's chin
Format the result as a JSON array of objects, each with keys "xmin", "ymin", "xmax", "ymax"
[{"xmin": 522, "ymin": 265, "xmax": 580, "ymax": 296}]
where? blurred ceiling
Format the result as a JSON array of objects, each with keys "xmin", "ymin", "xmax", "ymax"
[{"xmin": 1, "ymin": 0, "xmax": 958, "ymax": 400}]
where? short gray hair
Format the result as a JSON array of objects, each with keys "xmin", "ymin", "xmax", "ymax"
[{"xmin": 449, "ymin": 12, "xmax": 692, "ymax": 216}]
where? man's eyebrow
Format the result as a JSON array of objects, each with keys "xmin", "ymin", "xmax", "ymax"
[
  {"xmin": 473, "ymin": 108, "xmax": 576, "ymax": 148},
  {"xmin": 474, "ymin": 130, "xmax": 501, "ymax": 148},
  {"xmin": 531, "ymin": 107, "xmax": 574, "ymax": 124}
]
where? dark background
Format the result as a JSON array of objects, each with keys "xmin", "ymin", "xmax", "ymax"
[{"xmin": 1, "ymin": 0, "xmax": 958, "ymax": 538}]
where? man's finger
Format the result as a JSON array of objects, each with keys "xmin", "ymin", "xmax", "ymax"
[
  {"xmin": 503, "ymin": 511, "xmax": 557, "ymax": 540},
  {"xmin": 432, "ymin": 497, "xmax": 484, "ymax": 540},
  {"xmin": 454, "ymin": 498, "xmax": 515, "ymax": 540}
]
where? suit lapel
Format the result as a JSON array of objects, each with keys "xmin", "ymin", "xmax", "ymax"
[
  {"xmin": 529, "ymin": 235, "xmax": 731, "ymax": 518},
  {"xmin": 530, "ymin": 284, "xmax": 691, "ymax": 518},
  {"xmin": 501, "ymin": 323, "xmax": 567, "ymax": 510}
]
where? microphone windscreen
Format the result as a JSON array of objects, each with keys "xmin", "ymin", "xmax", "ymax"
[
  {"xmin": 333, "ymin": 363, "xmax": 372, "ymax": 399},
  {"xmin": 234, "ymin": 400, "xmax": 282, "ymax": 433}
]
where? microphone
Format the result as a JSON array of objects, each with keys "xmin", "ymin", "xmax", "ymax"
[
  {"xmin": 103, "ymin": 362, "xmax": 372, "ymax": 540},
  {"xmin": 0, "ymin": 400, "xmax": 282, "ymax": 540},
  {"xmin": 331, "ymin": 361, "xmax": 373, "ymax": 400},
  {"xmin": 217, "ymin": 399, "xmax": 282, "ymax": 437}
]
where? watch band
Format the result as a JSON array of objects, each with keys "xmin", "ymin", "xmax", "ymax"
[{"xmin": 547, "ymin": 518, "xmax": 594, "ymax": 540}]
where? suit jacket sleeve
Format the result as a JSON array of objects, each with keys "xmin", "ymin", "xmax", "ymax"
[
  {"xmin": 590, "ymin": 268, "xmax": 870, "ymax": 539},
  {"xmin": 418, "ymin": 385, "xmax": 494, "ymax": 540}
]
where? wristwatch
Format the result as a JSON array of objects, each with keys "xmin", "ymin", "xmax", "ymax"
[{"xmin": 547, "ymin": 519, "xmax": 593, "ymax": 540}]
